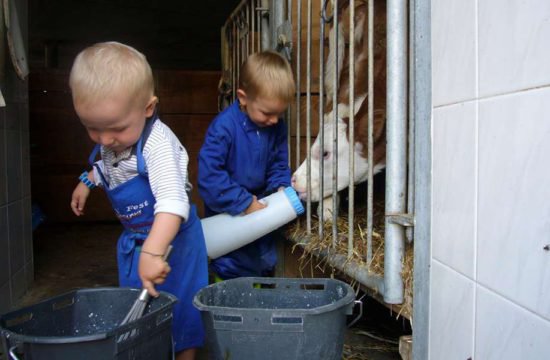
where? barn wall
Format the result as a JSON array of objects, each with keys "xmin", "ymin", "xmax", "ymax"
[
  {"xmin": 28, "ymin": 0, "xmax": 241, "ymax": 70},
  {"xmin": 0, "ymin": 0, "xmax": 33, "ymax": 313},
  {"xmin": 429, "ymin": 0, "xmax": 550, "ymax": 358}
]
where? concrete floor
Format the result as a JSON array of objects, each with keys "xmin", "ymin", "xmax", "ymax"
[{"xmin": 13, "ymin": 223, "xmax": 405, "ymax": 359}]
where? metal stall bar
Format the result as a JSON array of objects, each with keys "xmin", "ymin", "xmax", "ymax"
[
  {"xmin": 246, "ymin": 3, "xmax": 250, "ymax": 57},
  {"xmin": 222, "ymin": 0, "xmax": 271, "ymax": 105},
  {"xmin": 261, "ymin": 0, "xmax": 270, "ymax": 50},
  {"xmin": 237, "ymin": 19, "xmax": 242, "ymax": 100},
  {"xmin": 308, "ymin": 247, "xmax": 385, "ymax": 292},
  {"xmin": 306, "ymin": 0, "xmax": 313, "ymax": 234},
  {"xmin": 366, "ymin": 0, "xmax": 375, "ymax": 266},
  {"xmin": 268, "ymin": 0, "xmax": 412, "ymax": 303},
  {"xmin": 232, "ymin": 21, "xmax": 237, "ymax": 102},
  {"xmin": 295, "ymin": 0, "xmax": 302, "ymax": 179},
  {"xmin": 251, "ymin": 0, "xmax": 255, "ymax": 54},
  {"xmin": 406, "ymin": 0, "xmax": 416, "ymax": 244},
  {"xmin": 412, "ymin": 0, "xmax": 431, "ymax": 354},
  {"xmin": 318, "ymin": 0, "xmax": 326, "ymax": 238},
  {"xmin": 270, "ymin": 0, "xmax": 285, "ymax": 49},
  {"xmin": 219, "ymin": 25, "xmax": 229, "ymax": 111},
  {"xmin": 288, "ymin": 0, "xmax": 293, "ymax": 22},
  {"xmin": 240, "ymin": 12, "xmax": 245, "ymax": 68},
  {"xmin": 331, "ymin": 0, "xmax": 339, "ymax": 246},
  {"xmin": 347, "ymin": 0, "xmax": 355, "ymax": 258},
  {"xmin": 384, "ymin": 0, "xmax": 408, "ymax": 304},
  {"xmin": 256, "ymin": 0, "xmax": 261, "ymax": 51},
  {"xmin": 269, "ymin": 0, "xmax": 289, "ymax": 280},
  {"xmin": 243, "ymin": 8, "xmax": 247, "ymax": 72},
  {"xmin": 286, "ymin": 0, "xmax": 293, "ymax": 169}
]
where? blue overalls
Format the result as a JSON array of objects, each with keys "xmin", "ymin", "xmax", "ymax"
[
  {"xmin": 198, "ymin": 101, "xmax": 291, "ymax": 280},
  {"xmin": 89, "ymin": 117, "xmax": 208, "ymax": 352}
]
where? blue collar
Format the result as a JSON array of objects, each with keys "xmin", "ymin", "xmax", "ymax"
[{"xmin": 232, "ymin": 100, "xmax": 262, "ymax": 133}]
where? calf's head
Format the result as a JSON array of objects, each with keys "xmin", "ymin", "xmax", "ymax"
[{"xmin": 292, "ymin": 106, "xmax": 386, "ymax": 202}]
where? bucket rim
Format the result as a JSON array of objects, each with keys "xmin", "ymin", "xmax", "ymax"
[
  {"xmin": 193, "ymin": 277, "xmax": 356, "ymax": 315},
  {"xmin": 0, "ymin": 287, "xmax": 177, "ymax": 345}
]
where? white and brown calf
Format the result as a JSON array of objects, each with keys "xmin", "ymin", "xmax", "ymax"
[{"xmin": 292, "ymin": 0, "xmax": 387, "ymax": 219}]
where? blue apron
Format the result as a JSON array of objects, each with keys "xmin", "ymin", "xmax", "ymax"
[{"xmin": 89, "ymin": 117, "xmax": 207, "ymax": 351}]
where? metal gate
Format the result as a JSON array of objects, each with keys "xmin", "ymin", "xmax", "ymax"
[{"xmin": 219, "ymin": 0, "xmax": 413, "ymax": 308}]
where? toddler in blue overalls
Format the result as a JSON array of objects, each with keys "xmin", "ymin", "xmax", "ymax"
[
  {"xmin": 198, "ymin": 51, "xmax": 295, "ymax": 280},
  {"xmin": 69, "ymin": 42, "xmax": 207, "ymax": 360}
]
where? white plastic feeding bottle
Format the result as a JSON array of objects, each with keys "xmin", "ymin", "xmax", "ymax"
[{"xmin": 201, "ymin": 187, "xmax": 305, "ymax": 259}]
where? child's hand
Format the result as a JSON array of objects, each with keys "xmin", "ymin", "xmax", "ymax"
[
  {"xmin": 71, "ymin": 182, "xmax": 90, "ymax": 216},
  {"xmin": 138, "ymin": 250, "xmax": 171, "ymax": 297},
  {"xmin": 244, "ymin": 195, "xmax": 267, "ymax": 214},
  {"xmin": 277, "ymin": 186, "xmax": 285, "ymax": 192}
]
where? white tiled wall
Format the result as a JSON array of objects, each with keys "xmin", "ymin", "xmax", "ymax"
[
  {"xmin": 478, "ymin": 89, "xmax": 550, "ymax": 321},
  {"xmin": 475, "ymin": 287, "xmax": 550, "ymax": 360},
  {"xmin": 430, "ymin": 0, "xmax": 550, "ymax": 359},
  {"xmin": 432, "ymin": 102, "xmax": 477, "ymax": 279},
  {"xmin": 429, "ymin": 261, "xmax": 475, "ymax": 360},
  {"xmin": 478, "ymin": 0, "xmax": 550, "ymax": 97},
  {"xmin": 432, "ymin": 0, "xmax": 477, "ymax": 106}
]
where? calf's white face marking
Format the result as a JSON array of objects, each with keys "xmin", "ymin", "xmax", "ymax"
[{"xmin": 292, "ymin": 111, "xmax": 372, "ymax": 202}]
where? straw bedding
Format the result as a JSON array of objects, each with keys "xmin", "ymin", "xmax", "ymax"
[{"xmin": 286, "ymin": 199, "xmax": 414, "ymax": 320}]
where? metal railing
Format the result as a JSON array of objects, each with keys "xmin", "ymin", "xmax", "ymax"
[{"xmin": 220, "ymin": 0, "xmax": 413, "ymax": 305}]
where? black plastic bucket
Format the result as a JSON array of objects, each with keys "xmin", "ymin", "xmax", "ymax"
[
  {"xmin": 193, "ymin": 277, "xmax": 356, "ymax": 360},
  {"xmin": 0, "ymin": 287, "xmax": 177, "ymax": 360}
]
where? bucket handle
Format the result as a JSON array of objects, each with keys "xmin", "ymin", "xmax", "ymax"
[
  {"xmin": 9, "ymin": 345, "xmax": 21, "ymax": 360},
  {"xmin": 347, "ymin": 300, "xmax": 363, "ymax": 328}
]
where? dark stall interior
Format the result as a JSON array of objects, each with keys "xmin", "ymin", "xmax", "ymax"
[
  {"xmin": 7, "ymin": 1, "xmax": 409, "ymax": 358},
  {"xmin": 29, "ymin": 0, "xmax": 242, "ymax": 223}
]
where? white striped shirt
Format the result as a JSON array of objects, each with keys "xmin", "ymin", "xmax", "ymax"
[{"xmin": 92, "ymin": 119, "xmax": 191, "ymax": 221}]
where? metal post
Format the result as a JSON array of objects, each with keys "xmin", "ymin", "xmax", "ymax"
[
  {"xmin": 232, "ymin": 21, "xmax": 237, "ymax": 102},
  {"xmin": 257, "ymin": 0, "xmax": 262, "ymax": 51},
  {"xmin": 295, "ymin": 0, "xmax": 302, "ymax": 173},
  {"xmin": 318, "ymin": 0, "xmax": 326, "ymax": 237},
  {"xmin": 261, "ymin": 0, "xmax": 270, "ymax": 50},
  {"xmin": 306, "ymin": 0, "xmax": 312, "ymax": 235},
  {"xmin": 331, "ymin": 0, "xmax": 339, "ymax": 246},
  {"xmin": 286, "ymin": 0, "xmax": 292, "ymax": 169},
  {"xmin": 251, "ymin": 0, "xmax": 256, "ymax": 54},
  {"xmin": 406, "ymin": 0, "xmax": 416, "ymax": 244},
  {"xmin": 347, "ymin": 0, "xmax": 355, "ymax": 258},
  {"xmin": 270, "ymin": 0, "xmax": 285, "ymax": 49},
  {"xmin": 384, "ymin": 0, "xmax": 408, "ymax": 304},
  {"xmin": 246, "ymin": 3, "xmax": 250, "ymax": 57},
  {"xmin": 411, "ymin": 0, "xmax": 431, "ymax": 356},
  {"xmin": 366, "ymin": 0, "xmax": 374, "ymax": 267}
]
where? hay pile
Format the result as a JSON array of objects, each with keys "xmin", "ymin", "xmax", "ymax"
[
  {"xmin": 342, "ymin": 342, "xmax": 398, "ymax": 360},
  {"xmin": 287, "ymin": 200, "xmax": 414, "ymax": 320}
]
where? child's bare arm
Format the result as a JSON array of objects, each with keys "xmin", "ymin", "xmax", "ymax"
[
  {"xmin": 139, "ymin": 212, "xmax": 182, "ymax": 297},
  {"xmin": 70, "ymin": 171, "xmax": 95, "ymax": 216}
]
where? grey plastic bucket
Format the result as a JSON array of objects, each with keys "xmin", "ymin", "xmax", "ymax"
[
  {"xmin": 0, "ymin": 287, "xmax": 177, "ymax": 360},
  {"xmin": 193, "ymin": 277, "xmax": 356, "ymax": 360}
]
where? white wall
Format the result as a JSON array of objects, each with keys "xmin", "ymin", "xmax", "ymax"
[{"xmin": 430, "ymin": 0, "xmax": 550, "ymax": 359}]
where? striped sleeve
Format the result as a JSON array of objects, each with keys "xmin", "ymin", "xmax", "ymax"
[{"xmin": 143, "ymin": 121, "xmax": 191, "ymax": 221}]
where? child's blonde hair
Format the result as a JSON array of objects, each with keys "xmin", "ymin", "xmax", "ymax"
[
  {"xmin": 69, "ymin": 42, "xmax": 154, "ymax": 107},
  {"xmin": 239, "ymin": 51, "xmax": 295, "ymax": 103}
]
